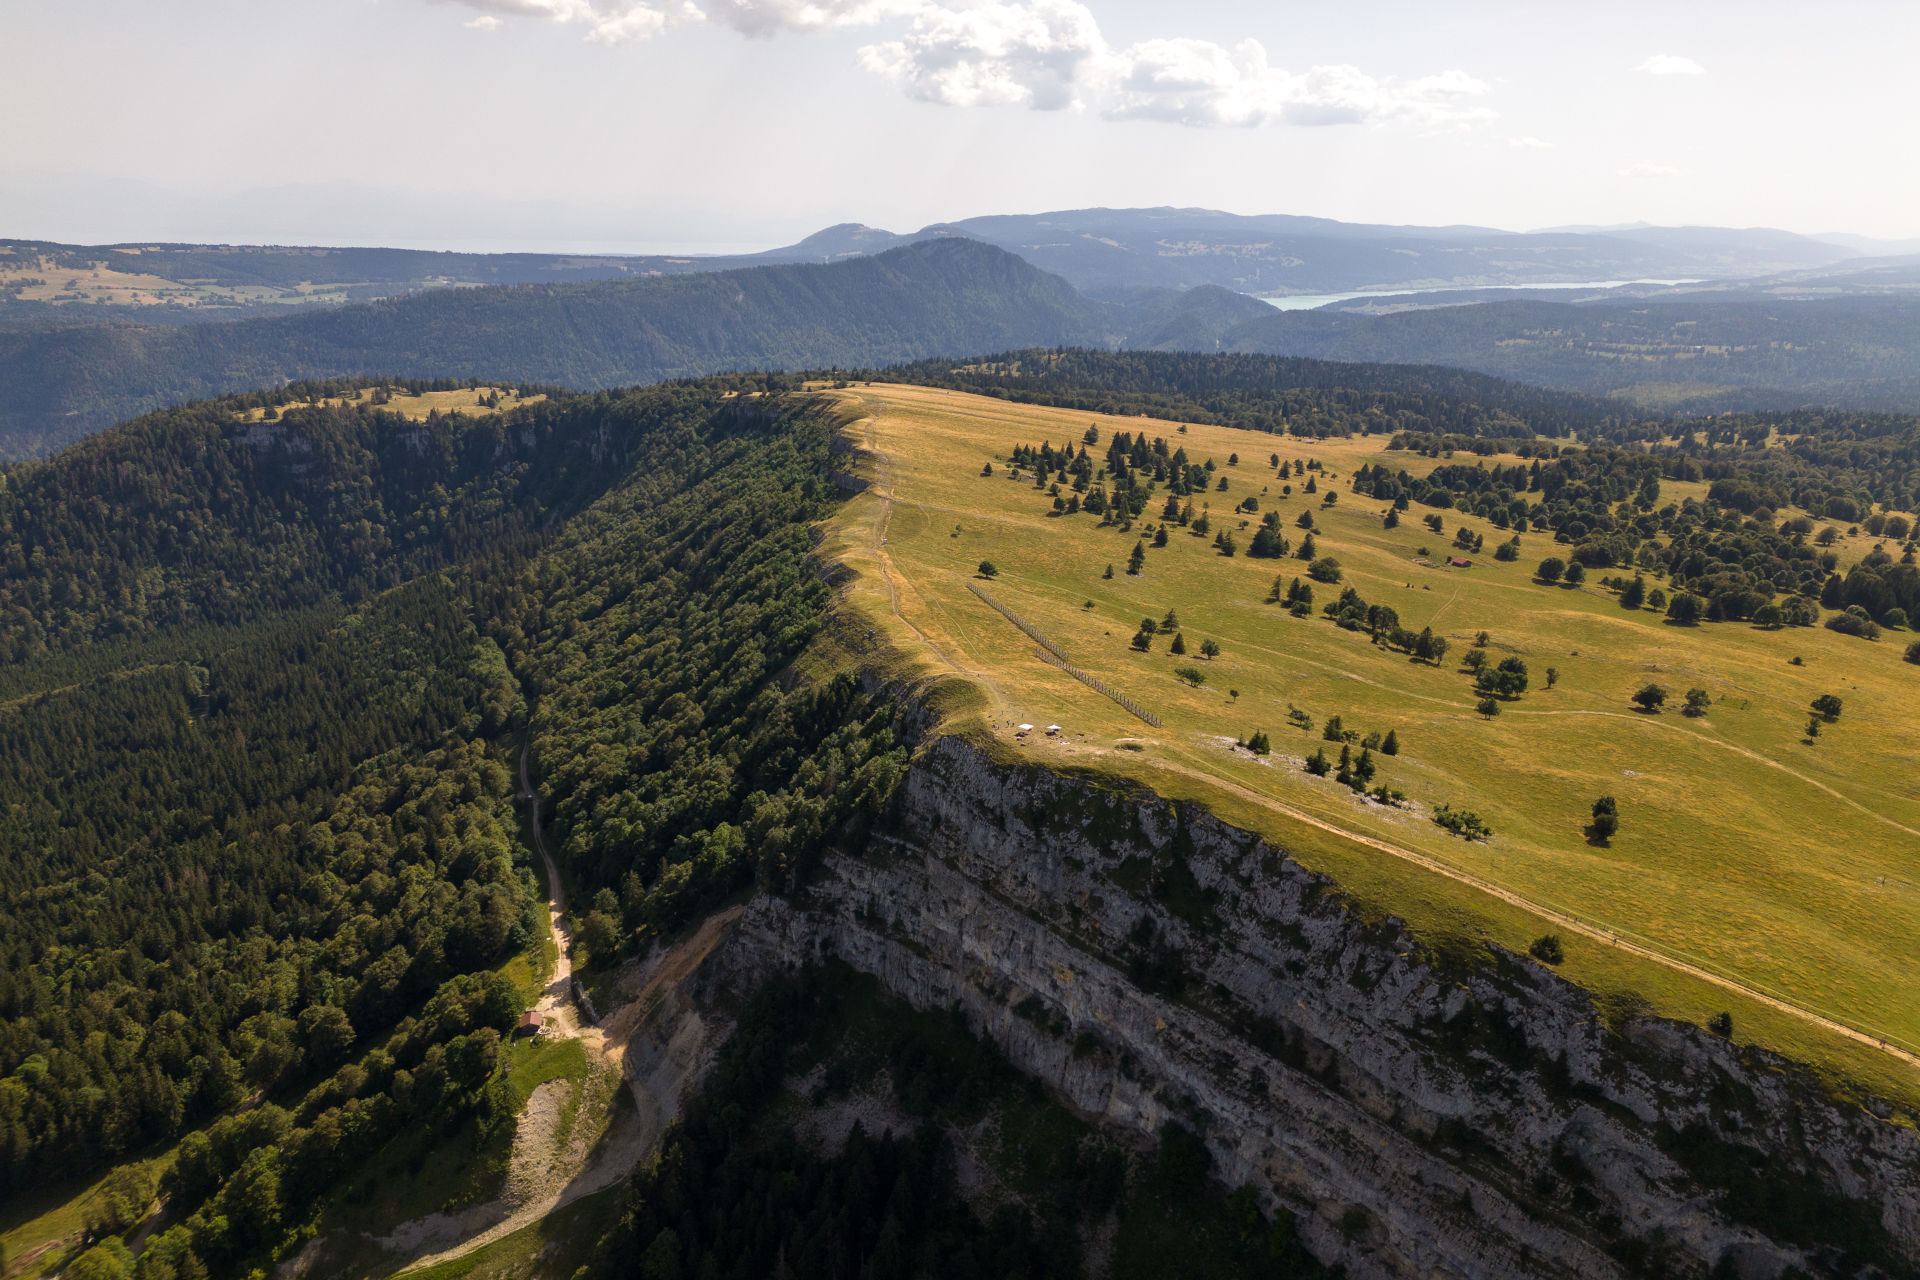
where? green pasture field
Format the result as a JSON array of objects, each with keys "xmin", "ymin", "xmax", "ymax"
[
  {"xmin": 231, "ymin": 386, "xmax": 545, "ymax": 423},
  {"xmin": 821, "ymin": 381, "xmax": 1920, "ymax": 1105}
]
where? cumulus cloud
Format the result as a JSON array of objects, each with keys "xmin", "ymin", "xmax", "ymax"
[
  {"xmin": 1633, "ymin": 53, "xmax": 1705, "ymax": 75},
  {"xmin": 710, "ymin": 0, "xmax": 924, "ymax": 36},
  {"xmin": 857, "ymin": 0, "xmax": 1105, "ymax": 110},
  {"xmin": 431, "ymin": 0, "xmax": 697, "ymax": 42},
  {"xmin": 1099, "ymin": 40, "xmax": 1490, "ymax": 127},
  {"xmin": 424, "ymin": 0, "xmax": 1496, "ymax": 127}
]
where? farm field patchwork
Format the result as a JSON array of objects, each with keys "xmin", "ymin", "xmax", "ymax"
[{"xmin": 822, "ymin": 381, "xmax": 1920, "ymax": 1097}]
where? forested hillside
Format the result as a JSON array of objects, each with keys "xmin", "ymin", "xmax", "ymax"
[
  {"xmin": 0, "ymin": 378, "xmax": 907, "ymax": 1278},
  {"xmin": 875, "ymin": 348, "xmax": 1628, "ymax": 439},
  {"xmin": 0, "ymin": 239, "xmax": 1104, "ymax": 459},
  {"xmin": 1222, "ymin": 295, "xmax": 1920, "ymax": 413}
]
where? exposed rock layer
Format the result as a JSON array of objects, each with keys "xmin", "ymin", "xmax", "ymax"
[{"xmin": 722, "ymin": 735, "xmax": 1919, "ymax": 1280}]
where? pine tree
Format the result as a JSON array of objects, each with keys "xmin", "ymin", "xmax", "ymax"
[
  {"xmin": 1381, "ymin": 729, "xmax": 1399, "ymax": 755},
  {"xmin": 1127, "ymin": 540, "xmax": 1146, "ymax": 575},
  {"xmin": 1170, "ymin": 632, "xmax": 1187, "ymax": 654}
]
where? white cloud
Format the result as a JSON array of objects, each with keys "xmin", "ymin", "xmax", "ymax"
[
  {"xmin": 424, "ymin": 0, "xmax": 1495, "ymax": 127},
  {"xmin": 431, "ymin": 0, "xmax": 697, "ymax": 42},
  {"xmin": 1633, "ymin": 53, "xmax": 1705, "ymax": 76},
  {"xmin": 1100, "ymin": 41, "xmax": 1490, "ymax": 128},
  {"xmin": 1618, "ymin": 162, "xmax": 1680, "ymax": 177},
  {"xmin": 434, "ymin": 0, "xmax": 597, "ymax": 21},
  {"xmin": 1509, "ymin": 135, "xmax": 1552, "ymax": 149},
  {"xmin": 710, "ymin": 0, "xmax": 924, "ymax": 37},
  {"xmin": 858, "ymin": 0, "xmax": 1106, "ymax": 110}
]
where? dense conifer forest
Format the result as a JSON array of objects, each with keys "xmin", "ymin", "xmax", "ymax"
[
  {"xmin": 0, "ymin": 376, "xmax": 902, "ymax": 1277},
  {"xmin": 873, "ymin": 347, "xmax": 1630, "ymax": 438}
]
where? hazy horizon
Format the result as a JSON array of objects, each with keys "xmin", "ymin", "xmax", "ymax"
[{"xmin": 8, "ymin": 1, "xmax": 1920, "ymax": 249}]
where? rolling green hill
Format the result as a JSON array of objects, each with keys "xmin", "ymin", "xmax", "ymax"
[{"xmin": 1222, "ymin": 296, "xmax": 1920, "ymax": 413}]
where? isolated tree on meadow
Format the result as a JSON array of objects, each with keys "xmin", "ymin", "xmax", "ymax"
[
  {"xmin": 977, "ymin": 561, "xmax": 998, "ymax": 579},
  {"xmin": 1811, "ymin": 694, "xmax": 1843, "ymax": 722},
  {"xmin": 1631, "ymin": 683, "xmax": 1669, "ymax": 713},
  {"xmin": 1381, "ymin": 729, "xmax": 1399, "ymax": 755},
  {"xmin": 1683, "ymin": 688, "xmax": 1711, "ymax": 716},
  {"xmin": 1529, "ymin": 935, "xmax": 1565, "ymax": 964},
  {"xmin": 1545, "ymin": 666, "xmax": 1559, "ymax": 689},
  {"xmin": 1170, "ymin": 632, "xmax": 1187, "ymax": 655},
  {"xmin": 1589, "ymin": 795, "xmax": 1619, "ymax": 841},
  {"xmin": 1127, "ymin": 541, "xmax": 1146, "ymax": 575},
  {"xmin": 1200, "ymin": 638, "xmax": 1221, "ymax": 660},
  {"xmin": 1536, "ymin": 557, "xmax": 1566, "ymax": 584}
]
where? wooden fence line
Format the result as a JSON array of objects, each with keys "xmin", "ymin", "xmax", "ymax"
[{"xmin": 967, "ymin": 581, "xmax": 1162, "ymax": 728}]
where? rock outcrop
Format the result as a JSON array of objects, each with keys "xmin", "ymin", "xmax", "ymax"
[{"xmin": 722, "ymin": 735, "xmax": 1920, "ymax": 1280}]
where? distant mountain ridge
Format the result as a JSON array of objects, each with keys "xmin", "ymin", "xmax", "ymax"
[
  {"xmin": 0, "ymin": 239, "xmax": 1120, "ymax": 456},
  {"xmin": 8, "ymin": 227, "xmax": 1920, "ymax": 459},
  {"xmin": 743, "ymin": 208, "xmax": 1862, "ymax": 298},
  {"xmin": 4, "ymin": 206, "xmax": 1873, "ymax": 330}
]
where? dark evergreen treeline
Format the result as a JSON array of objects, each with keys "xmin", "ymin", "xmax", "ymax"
[
  {"xmin": 0, "ymin": 574, "xmax": 538, "ymax": 1195},
  {"xmin": 489, "ymin": 393, "xmax": 910, "ymax": 944},
  {"xmin": 0, "ymin": 376, "xmax": 911, "ymax": 1277},
  {"xmin": 0, "ymin": 377, "xmax": 621, "ymax": 659},
  {"xmin": 867, "ymin": 347, "xmax": 1630, "ymax": 439}
]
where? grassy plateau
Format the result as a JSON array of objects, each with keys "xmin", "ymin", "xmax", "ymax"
[{"xmin": 820, "ymin": 381, "xmax": 1920, "ymax": 1104}]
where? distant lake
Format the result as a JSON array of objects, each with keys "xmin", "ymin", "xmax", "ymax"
[{"xmin": 1259, "ymin": 279, "xmax": 1705, "ymax": 311}]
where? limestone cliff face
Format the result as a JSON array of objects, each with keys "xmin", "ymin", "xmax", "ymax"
[{"xmin": 722, "ymin": 735, "xmax": 1919, "ymax": 1280}]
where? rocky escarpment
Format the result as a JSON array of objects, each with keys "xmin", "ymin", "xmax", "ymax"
[{"xmin": 722, "ymin": 735, "xmax": 1919, "ymax": 1280}]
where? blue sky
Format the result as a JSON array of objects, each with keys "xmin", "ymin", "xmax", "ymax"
[{"xmin": 3, "ymin": 0, "xmax": 1915, "ymax": 249}]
